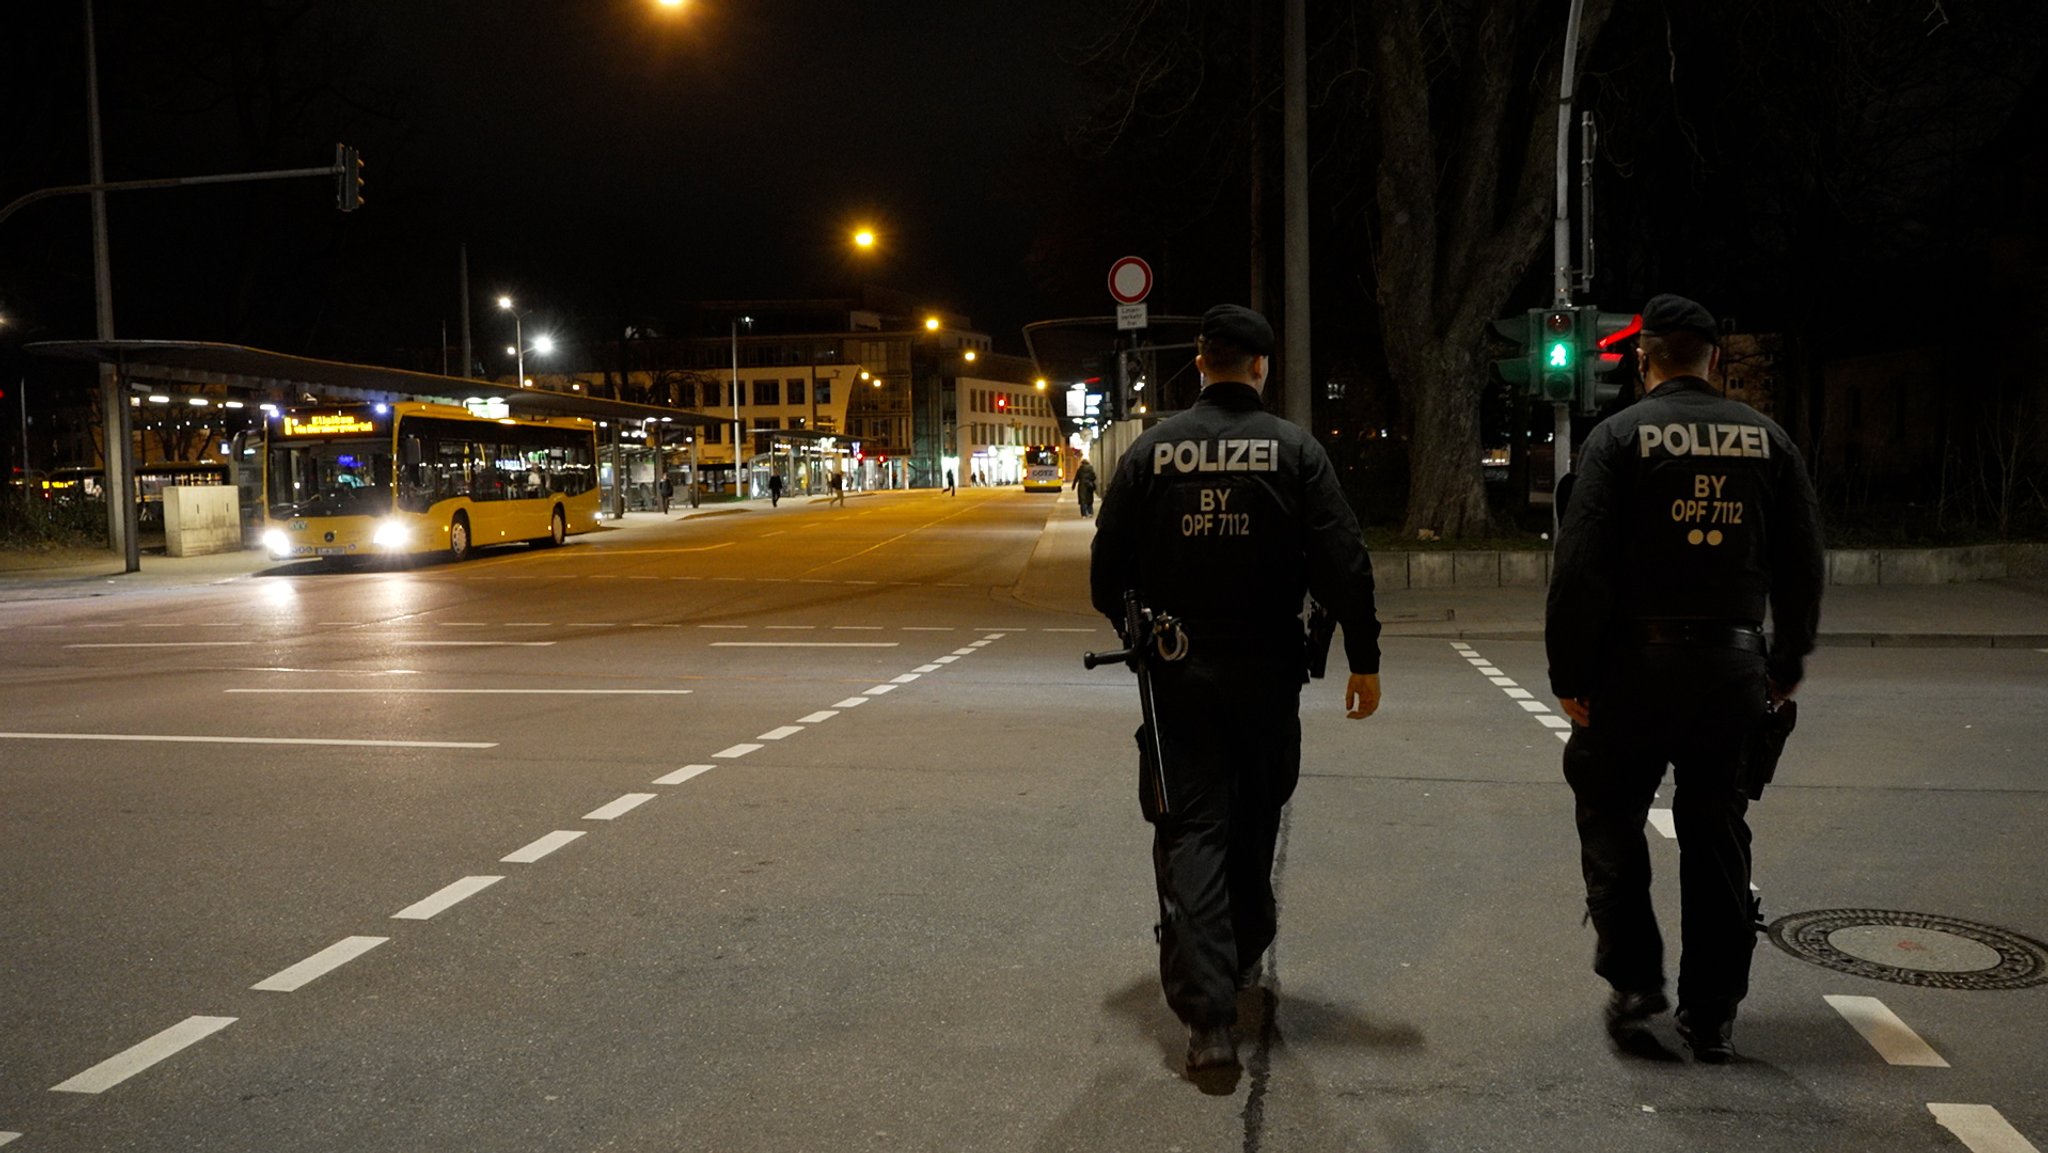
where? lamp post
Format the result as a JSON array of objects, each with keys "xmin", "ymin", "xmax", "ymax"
[
  {"xmin": 730, "ymin": 315, "xmax": 751, "ymax": 498},
  {"xmin": 497, "ymin": 295, "xmax": 531, "ymax": 384}
]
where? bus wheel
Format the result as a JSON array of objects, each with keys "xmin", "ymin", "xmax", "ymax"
[
  {"xmin": 534, "ymin": 507, "xmax": 565, "ymax": 548},
  {"xmin": 448, "ymin": 514, "xmax": 472, "ymax": 563}
]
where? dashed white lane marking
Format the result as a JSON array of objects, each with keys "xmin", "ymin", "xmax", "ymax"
[
  {"xmin": 584, "ymin": 793, "xmax": 658, "ymax": 821},
  {"xmin": 1647, "ymin": 810, "xmax": 1677, "ymax": 839},
  {"xmin": 832, "ymin": 697, "xmax": 870, "ymax": 709},
  {"xmin": 1929, "ymin": 1104, "xmax": 2039, "ymax": 1153},
  {"xmin": 1825, "ymin": 995, "xmax": 1950, "ymax": 1067},
  {"xmin": 0, "ymin": 732, "xmax": 497, "ymax": 749},
  {"xmin": 65, "ymin": 641, "xmax": 252, "ymax": 649},
  {"xmin": 902, "ymin": 626, "xmax": 955, "ymax": 631},
  {"xmin": 714, "ymin": 743, "xmax": 763, "ymax": 758},
  {"xmin": 51, "ymin": 1016, "xmax": 237, "ymax": 1094},
  {"xmin": 864, "ymin": 684, "xmax": 900, "ymax": 696},
  {"xmin": 1556, "ymin": 731, "xmax": 1572, "ymax": 743},
  {"xmin": 711, "ymin": 642, "xmax": 899, "ymax": 648},
  {"xmin": 699, "ymin": 624, "xmax": 747, "ymax": 629},
  {"xmin": 889, "ymin": 673, "xmax": 921, "ymax": 684},
  {"xmin": 401, "ymin": 640, "xmax": 555, "ymax": 647},
  {"xmin": 1451, "ymin": 642, "xmax": 1473, "ymax": 650},
  {"xmin": 226, "ymin": 688, "xmax": 693, "ymax": 695},
  {"xmin": 1517, "ymin": 700, "xmax": 1550, "ymax": 713},
  {"xmin": 1489, "ymin": 676, "xmax": 1517, "ymax": 686},
  {"xmin": 765, "ymin": 625, "xmax": 815, "ymax": 630},
  {"xmin": 503, "ymin": 831, "xmax": 586, "ymax": 863},
  {"xmin": 252, "ymin": 936, "xmax": 388, "ymax": 992},
  {"xmin": 756, "ymin": 726, "xmax": 804, "ymax": 740},
  {"xmin": 1536, "ymin": 714, "xmax": 1572, "ymax": 729},
  {"xmin": 796, "ymin": 710, "xmax": 839, "ymax": 724},
  {"xmin": 391, "ymin": 876, "xmax": 503, "ymax": 920},
  {"xmin": 1042, "ymin": 627, "xmax": 1098, "ymax": 633},
  {"xmin": 1, "ymin": 1130, "xmax": 19, "ymax": 1144},
  {"xmin": 652, "ymin": 764, "xmax": 715, "ymax": 786},
  {"xmin": 834, "ymin": 626, "xmax": 884, "ymax": 631},
  {"xmin": 913, "ymin": 664, "xmax": 943, "ymax": 673},
  {"xmin": 934, "ymin": 655, "xmax": 959, "ymax": 664},
  {"xmin": 1477, "ymin": 665, "xmax": 1504, "ymax": 676},
  {"xmin": 951, "ymin": 648, "xmax": 978, "ymax": 656},
  {"xmin": 1504, "ymin": 688, "xmax": 1534, "ymax": 699}
]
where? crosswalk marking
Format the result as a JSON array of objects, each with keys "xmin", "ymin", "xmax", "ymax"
[{"xmin": 1825, "ymin": 995, "xmax": 1950, "ymax": 1067}]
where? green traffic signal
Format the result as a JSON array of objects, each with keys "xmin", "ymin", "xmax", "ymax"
[{"xmin": 1539, "ymin": 311, "xmax": 1576, "ymax": 401}]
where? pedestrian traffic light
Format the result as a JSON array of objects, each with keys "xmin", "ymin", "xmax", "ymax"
[
  {"xmin": 1577, "ymin": 308, "xmax": 1641, "ymax": 415},
  {"xmin": 335, "ymin": 143, "xmax": 364, "ymax": 212},
  {"xmin": 1492, "ymin": 309, "xmax": 1577, "ymax": 403},
  {"xmin": 1539, "ymin": 310, "xmax": 1577, "ymax": 403},
  {"xmin": 995, "ymin": 394, "xmax": 1008, "ymax": 412}
]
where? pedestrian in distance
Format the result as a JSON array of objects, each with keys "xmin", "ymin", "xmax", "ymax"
[
  {"xmin": 1072, "ymin": 458, "xmax": 1099, "ymax": 518},
  {"xmin": 768, "ymin": 473, "xmax": 784, "ymax": 508},
  {"xmin": 946, "ymin": 469, "xmax": 957, "ymax": 496},
  {"xmin": 1546, "ymin": 293, "xmax": 1825, "ymax": 1064},
  {"xmin": 1090, "ymin": 303, "xmax": 1384, "ymax": 1077},
  {"xmin": 828, "ymin": 471, "xmax": 846, "ymax": 507}
]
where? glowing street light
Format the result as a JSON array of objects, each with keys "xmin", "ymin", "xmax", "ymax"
[
  {"xmin": 852, "ymin": 228, "xmax": 876, "ymax": 249},
  {"xmin": 963, "ymin": 350, "xmax": 977, "ymax": 362},
  {"xmin": 924, "ymin": 317, "xmax": 940, "ymax": 332},
  {"xmin": 1034, "ymin": 378, "xmax": 1048, "ymax": 390}
]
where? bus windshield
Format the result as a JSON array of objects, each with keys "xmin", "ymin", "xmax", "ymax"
[{"xmin": 268, "ymin": 438, "xmax": 393, "ymax": 518}]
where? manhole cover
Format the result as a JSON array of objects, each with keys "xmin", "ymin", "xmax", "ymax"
[{"xmin": 1768, "ymin": 909, "xmax": 2048, "ymax": 990}]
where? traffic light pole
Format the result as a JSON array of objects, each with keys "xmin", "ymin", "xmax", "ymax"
[
  {"xmin": 1550, "ymin": 0, "xmax": 1590, "ymax": 539},
  {"xmin": 0, "ymin": 159, "xmax": 358, "ymax": 228}
]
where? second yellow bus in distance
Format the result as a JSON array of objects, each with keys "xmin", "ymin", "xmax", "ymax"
[
  {"xmin": 260, "ymin": 402, "xmax": 600, "ymax": 563},
  {"xmin": 1022, "ymin": 445, "xmax": 1063, "ymax": 492}
]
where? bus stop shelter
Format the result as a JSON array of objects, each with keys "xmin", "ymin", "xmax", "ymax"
[{"xmin": 29, "ymin": 339, "xmax": 723, "ymax": 573}]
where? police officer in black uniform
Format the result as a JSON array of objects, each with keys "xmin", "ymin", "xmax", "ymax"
[
  {"xmin": 1546, "ymin": 294, "xmax": 1825, "ymax": 1062},
  {"xmin": 1090, "ymin": 304, "xmax": 1383, "ymax": 1074}
]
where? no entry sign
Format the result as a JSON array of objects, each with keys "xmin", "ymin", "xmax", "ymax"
[{"xmin": 1108, "ymin": 256, "xmax": 1153, "ymax": 305}]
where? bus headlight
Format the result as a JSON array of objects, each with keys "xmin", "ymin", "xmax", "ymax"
[
  {"xmin": 372, "ymin": 519, "xmax": 410, "ymax": 548},
  {"xmin": 262, "ymin": 529, "xmax": 291, "ymax": 557}
]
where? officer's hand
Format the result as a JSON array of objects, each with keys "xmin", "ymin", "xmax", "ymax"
[
  {"xmin": 1345, "ymin": 673, "xmax": 1380, "ymax": 719},
  {"xmin": 1558, "ymin": 697, "xmax": 1591, "ymax": 727},
  {"xmin": 1768, "ymin": 679, "xmax": 1798, "ymax": 705}
]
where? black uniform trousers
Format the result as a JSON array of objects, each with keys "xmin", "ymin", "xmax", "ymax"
[
  {"xmin": 1137, "ymin": 648, "xmax": 1302, "ymax": 1029},
  {"xmin": 1561, "ymin": 642, "xmax": 1767, "ymax": 1022}
]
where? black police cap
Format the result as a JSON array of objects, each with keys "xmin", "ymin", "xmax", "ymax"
[
  {"xmin": 1640, "ymin": 294, "xmax": 1719, "ymax": 342},
  {"xmin": 1201, "ymin": 304, "xmax": 1275, "ymax": 357}
]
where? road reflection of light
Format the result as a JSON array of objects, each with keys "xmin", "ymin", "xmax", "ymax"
[{"xmin": 260, "ymin": 580, "xmax": 299, "ymax": 608}]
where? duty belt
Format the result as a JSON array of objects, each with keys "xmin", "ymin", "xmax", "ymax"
[{"xmin": 1630, "ymin": 619, "xmax": 1766, "ymax": 653}]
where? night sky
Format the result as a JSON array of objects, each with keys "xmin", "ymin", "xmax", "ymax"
[{"xmin": 1, "ymin": 1, "xmax": 1105, "ymax": 366}]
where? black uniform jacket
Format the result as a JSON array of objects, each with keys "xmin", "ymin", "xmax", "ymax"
[
  {"xmin": 1090, "ymin": 381, "xmax": 1381, "ymax": 674},
  {"xmin": 1546, "ymin": 377, "xmax": 1824, "ymax": 698}
]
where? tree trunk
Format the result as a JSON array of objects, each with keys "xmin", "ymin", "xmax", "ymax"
[{"xmin": 1397, "ymin": 341, "xmax": 1491, "ymax": 537}]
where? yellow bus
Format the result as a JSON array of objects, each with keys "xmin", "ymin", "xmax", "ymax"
[
  {"xmin": 260, "ymin": 402, "xmax": 600, "ymax": 563},
  {"xmin": 1022, "ymin": 445, "xmax": 1063, "ymax": 492}
]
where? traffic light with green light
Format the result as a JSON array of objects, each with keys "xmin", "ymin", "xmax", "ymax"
[{"xmin": 1538, "ymin": 310, "xmax": 1578, "ymax": 403}]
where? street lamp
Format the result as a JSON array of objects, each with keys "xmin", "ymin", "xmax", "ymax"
[
  {"xmin": 497, "ymin": 295, "xmax": 536, "ymax": 385},
  {"xmin": 852, "ymin": 227, "xmax": 876, "ymax": 249}
]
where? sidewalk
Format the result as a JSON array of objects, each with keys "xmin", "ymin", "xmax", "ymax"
[{"xmin": 1018, "ymin": 501, "xmax": 2048, "ymax": 648}]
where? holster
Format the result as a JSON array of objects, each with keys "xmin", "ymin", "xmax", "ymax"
[{"xmin": 1736, "ymin": 698, "xmax": 1797, "ymax": 801}]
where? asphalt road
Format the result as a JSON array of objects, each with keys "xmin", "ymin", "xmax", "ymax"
[{"xmin": 1, "ymin": 489, "xmax": 2043, "ymax": 1152}]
